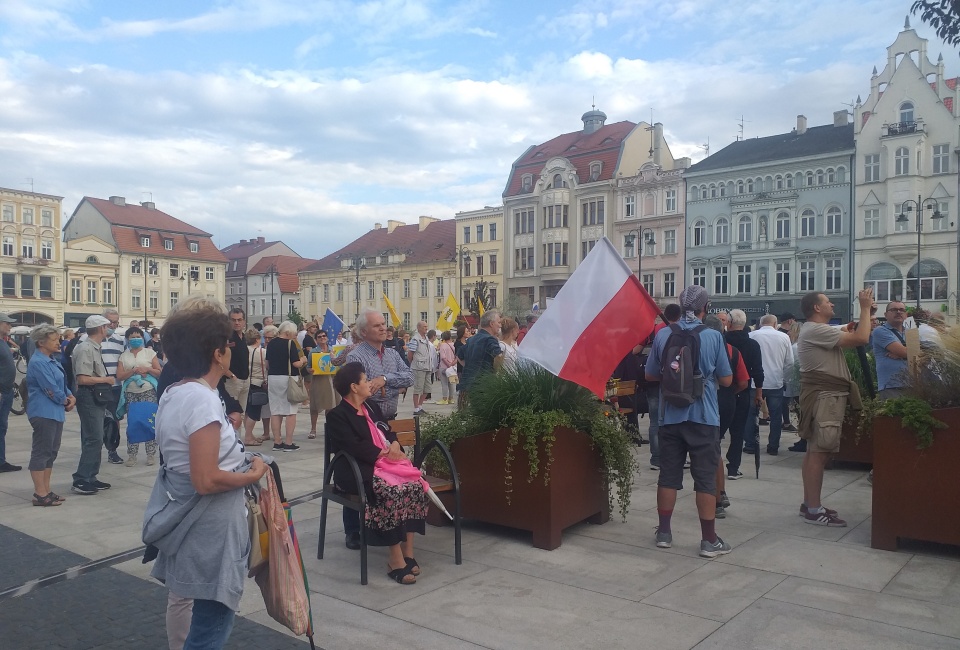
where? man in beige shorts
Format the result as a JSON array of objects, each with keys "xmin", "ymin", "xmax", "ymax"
[{"xmin": 796, "ymin": 288, "xmax": 873, "ymax": 527}]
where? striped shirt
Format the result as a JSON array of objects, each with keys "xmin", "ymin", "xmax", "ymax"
[
  {"xmin": 100, "ymin": 333, "xmax": 126, "ymax": 385},
  {"xmin": 346, "ymin": 341, "xmax": 413, "ymax": 418}
]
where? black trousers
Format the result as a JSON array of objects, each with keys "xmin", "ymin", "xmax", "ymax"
[{"xmin": 724, "ymin": 390, "xmax": 751, "ymax": 475}]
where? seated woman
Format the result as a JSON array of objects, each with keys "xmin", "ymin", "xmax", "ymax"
[{"xmin": 326, "ymin": 362, "xmax": 429, "ymax": 585}]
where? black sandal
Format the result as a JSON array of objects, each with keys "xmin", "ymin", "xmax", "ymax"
[
  {"xmin": 404, "ymin": 556, "xmax": 421, "ymax": 576},
  {"xmin": 387, "ymin": 564, "xmax": 417, "ymax": 585},
  {"xmin": 32, "ymin": 493, "xmax": 62, "ymax": 507}
]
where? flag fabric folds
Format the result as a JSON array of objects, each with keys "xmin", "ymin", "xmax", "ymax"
[
  {"xmin": 321, "ymin": 308, "xmax": 346, "ymax": 344},
  {"xmin": 477, "ymin": 297, "xmax": 485, "ymax": 317},
  {"xmin": 436, "ymin": 293, "xmax": 461, "ymax": 331},
  {"xmin": 125, "ymin": 402, "xmax": 157, "ymax": 444},
  {"xmin": 383, "ymin": 294, "xmax": 401, "ymax": 327},
  {"xmin": 517, "ymin": 237, "xmax": 660, "ymax": 398}
]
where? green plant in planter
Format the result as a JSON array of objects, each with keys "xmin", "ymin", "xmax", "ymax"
[
  {"xmin": 419, "ymin": 364, "xmax": 637, "ymax": 520},
  {"xmin": 878, "ymin": 396, "xmax": 948, "ymax": 449}
]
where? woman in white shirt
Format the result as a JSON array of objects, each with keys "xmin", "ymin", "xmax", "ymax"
[{"xmin": 116, "ymin": 326, "xmax": 161, "ymax": 466}]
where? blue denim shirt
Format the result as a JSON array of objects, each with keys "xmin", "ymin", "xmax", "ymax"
[{"xmin": 26, "ymin": 350, "xmax": 72, "ymax": 422}]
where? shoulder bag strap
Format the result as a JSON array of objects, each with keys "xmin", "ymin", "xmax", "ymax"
[{"xmin": 287, "ymin": 339, "xmax": 293, "ymax": 376}]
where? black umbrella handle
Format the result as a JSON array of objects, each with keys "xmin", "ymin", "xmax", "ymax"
[{"xmin": 856, "ymin": 345, "xmax": 875, "ymax": 399}]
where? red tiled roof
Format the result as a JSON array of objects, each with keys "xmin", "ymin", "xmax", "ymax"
[
  {"xmin": 303, "ymin": 219, "xmax": 456, "ymax": 273},
  {"xmin": 503, "ymin": 120, "xmax": 636, "ymax": 197},
  {"xmin": 249, "ymin": 255, "xmax": 318, "ymax": 293},
  {"xmin": 110, "ymin": 226, "xmax": 228, "ymax": 263},
  {"xmin": 84, "ymin": 197, "xmax": 211, "ymax": 235},
  {"xmin": 947, "ymin": 77, "xmax": 957, "ymax": 90}
]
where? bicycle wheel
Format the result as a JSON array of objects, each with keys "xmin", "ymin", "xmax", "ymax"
[{"xmin": 11, "ymin": 382, "xmax": 25, "ymax": 416}]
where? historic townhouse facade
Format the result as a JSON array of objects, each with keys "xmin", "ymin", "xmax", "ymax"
[
  {"xmin": 502, "ymin": 108, "xmax": 674, "ymax": 310},
  {"xmin": 853, "ymin": 22, "xmax": 960, "ymax": 316},
  {"xmin": 299, "ymin": 217, "xmax": 456, "ymax": 331},
  {"xmin": 221, "ymin": 237, "xmax": 299, "ymax": 316},
  {"xmin": 63, "ymin": 196, "xmax": 228, "ymax": 326},
  {"xmin": 685, "ymin": 115, "xmax": 855, "ymax": 321},
  {"xmin": 454, "ymin": 205, "xmax": 504, "ymax": 313},
  {"xmin": 246, "ymin": 255, "xmax": 316, "ymax": 324},
  {"xmin": 0, "ymin": 187, "xmax": 65, "ymax": 326}
]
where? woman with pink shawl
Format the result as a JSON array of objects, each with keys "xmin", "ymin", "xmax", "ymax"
[{"xmin": 326, "ymin": 362, "xmax": 429, "ymax": 585}]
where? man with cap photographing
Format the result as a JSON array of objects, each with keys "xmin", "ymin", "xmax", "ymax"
[
  {"xmin": 0, "ymin": 312, "xmax": 21, "ymax": 473},
  {"xmin": 70, "ymin": 315, "xmax": 116, "ymax": 495}
]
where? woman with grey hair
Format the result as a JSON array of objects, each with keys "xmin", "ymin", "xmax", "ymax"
[
  {"xmin": 265, "ymin": 320, "xmax": 307, "ymax": 451},
  {"xmin": 26, "ymin": 324, "xmax": 76, "ymax": 506}
]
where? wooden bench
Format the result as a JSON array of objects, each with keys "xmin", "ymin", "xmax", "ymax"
[{"xmin": 316, "ymin": 415, "xmax": 462, "ymax": 585}]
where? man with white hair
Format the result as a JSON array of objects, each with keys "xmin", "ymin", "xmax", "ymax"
[{"xmin": 747, "ymin": 313, "xmax": 793, "ymax": 455}]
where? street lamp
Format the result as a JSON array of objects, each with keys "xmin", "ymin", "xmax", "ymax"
[
  {"xmin": 262, "ymin": 262, "xmax": 277, "ymax": 321},
  {"xmin": 456, "ymin": 245, "xmax": 472, "ymax": 319},
  {"xmin": 348, "ymin": 255, "xmax": 366, "ymax": 321},
  {"xmin": 624, "ymin": 228, "xmax": 657, "ymax": 289},
  {"xmin": 896, "ymin": 195, "xmax": 944, "ymax": 309}
]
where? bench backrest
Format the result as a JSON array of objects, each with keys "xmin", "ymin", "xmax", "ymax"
[{"xmin": 388, "ymin": 418, "xmax": 418, "ymax": 450}]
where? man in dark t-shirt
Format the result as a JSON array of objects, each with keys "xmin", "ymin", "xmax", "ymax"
[{"xmin": 456, "ymin": 310, "xmax": 503, "ymax": 407}]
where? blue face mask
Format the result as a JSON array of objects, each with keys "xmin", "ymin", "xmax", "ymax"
[{"xmin": 128, "ymin": 338, "xmax": 144, "ymax": 349}]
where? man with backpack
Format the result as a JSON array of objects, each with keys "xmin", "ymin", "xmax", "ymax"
[{"xmin": 645, "ymin": 285, "xmax": 733, "ymax": 558}]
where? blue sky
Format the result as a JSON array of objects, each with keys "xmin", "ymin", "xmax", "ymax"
[{"xmin": 0, "ymin": 1, "xmax": 954, "ymax": 256}]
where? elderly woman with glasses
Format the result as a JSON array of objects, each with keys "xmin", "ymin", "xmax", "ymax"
[{"xmin": 26, "ymin": 324, "xmax": 76, "ymax": 506}]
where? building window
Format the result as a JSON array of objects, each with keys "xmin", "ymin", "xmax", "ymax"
[
  {"xmin": 21, "ymin": 239, "xmax": 34, "ymax": 258},
  {"xmin": 895, "ymin": 147, "xmax": 909, "ymax": 175},
  {"xmin": 2, "ymin": 236, "xmax": 13, "ymax": 256},
  {"xmin": 894, "ymin": 203, "xmax": 909, "ymax": 232},
  {"xmin": 289, "ymin": 299, "xmax": 296, "ymax": 314},
  {"xmin": 170, "ymin": 292, "xmax": 180, "ymax": 309},
  {"xmin": 864, "ymin": 262, "xmax": 902, "ymax": 301},
  {"xmin": 337, "ymin": 283, "xmax": 343, "ymax": 301},
  {"xmin": 581, "ymin": 199, "xmax": 604, "ymax": 225},
  {"xmin": 521, "ymin": 174, "xmax": 533, "ymax": 192},
  {"xmin": 934, "ymin": 144, "xmax": 950, "ymax": 173},
  {"xmin": 168, "ymin": 262, "xmax": 180, "ymax": 278},
  {"xmin": 775, "ymin": 212, "xmax": 790, "ymax": 240},
  {"xmin": 436, "ymin": 276, "xmax": 444, "ymax": 297},
  {"xmin": 164, "ymin": 239, "xmax": 173, "ymax": 250},
  {"xmin": 827, "ymin": 168, "xmax": 836, "ymax": 183},
  {"xmin": 625, "ymin": 195, "xmax": 636, "ymax": 218},
  {"xmin": 552, "ymin": 173, "xmax": 565, "ymax": 188},
  {"xmin": 420, "ymin": 278, "xmax": 428, "ymax": 298},
  {"xmin": 664, "ymin": 230, "xmax": 676, "ymax": 254},
  {"xmin": 864, "ymin": 209, "xmax": 880, "ymax": 236},
  {"xmin": 261, "ymin": 299, "xmax": 266, "ymax": 314},
  {"xmin": 589, "ymin": 162, "xmax": 601, "ymax": 181},
  {"xmin": 463, "ymin": 226, "xmax": 470, "ymax": 244},
  {"xmin": 205, "ymin": 266, "xmax": 214, "ymax": 281},
  {"xmin": 20, "ymin": 274, "xmax": 34, "ymax": 298},
  {"xmin": 489, "ymin": 288, "xmax": 497, "ymax": 307},
  {"xmin": 490, "ymin": 253, "xmax": 497, "ymax": 274},
  {"xmin": 692, "ymin": 267, "xmax": 706, "ymax": 287},
  {"xmin": 581, "ymin": 240, "xmax": 597, "ymax": 261},
  {"xmin": 864, "ymin": 154, "xmax": 880, "ymax": 182},
  {"xmin": 825, "ymin": 207, "xmax": 842, "ymax": 235},
  {"xmin": 738, "ymin": 216, "xmax": 752, "ymax": 242},
  {"xmin": 381, "ymin": 280, "xmax": 388, "ymax": 297},
  {"xmin": 464, "ymin": 257, "xmax": 471, "ymax": 276},
  {"xmin": 623, "ymin": 235, "xmax": 636, "ymax": 258},
  {"xmin": 900, "ymin": 101, "xmax": 914, "ymax": 124},
  {"xmin": 799, "ymin": 260, "xmax": 815, "ymax": 291},
  {"xmin": 149, "ymin": 260, "xmax": 159, "ymax": 276},
  {"xmin": 102, "ymin": 281, "xmax": 112, "ymax": 304},
  {"xmin": 641, "ymin": 274, "xmax": 654, "ymax": 295},
  {"xmin": 701, "ymin": 186, "xmax": 708, "ymax": 200},
  {"xmin": 906, "ymin": 260, "xmax": 949, "ymax": 301},
  {"xmin": 710, "ymin": 184, "xmax": 717, "ymax": 198},
  {"xmin": 644, "ymin": 235, "xmax": 656, "ymax": 257},
  {"xmin": 515, "ymin": 247, "xmax": 534, "ymax": 270},
  {"xmin": 476, "ymin": 225, "xmax": 484, "ymax": 242},
  {"xmin": 36, "ymin": 276, "xmax": 51, "ymax": 299},
  {"xmin": 41, "ymin": 209, "xmax": 52, "ymax": 227},
  {"xmin": 816, "ymin": 169, "xmax": 825, "ymax": 185},
  {"xmin": 825, "ymin": 258, "xmax": 842, "ymax": 290},
  {"xmin": 463, "ymin": 289, "xmax": 470, "ymax": 306},
  {"xmin": 323, "ymin": 284, "xmax": 330, "ymax": 302},
  {"xmin": 476, "ymin": 256, "xmax": 484, "ymax": 276},
  {"xmin": 140, "ymin": 235, "xmax": 150, "ymax": 247},
  {"xmin": 189, "ymin": 242, "xmax": 199, "ymax": 253},
  {"xmin": 1, "ymin": 273, "xmax": 13, "ymax": 297},
  {"xmin": 402, "ymin": 312, "xmax": 411, "ymax": 331},
  {"xmin": 71, "ymin": 279, "xmax": 81, "ymax": 302},
  {"xmin": 934, "ymin": 202, "xmax": 949, "ymax": 231},
  {"xmin": 543, "ymin": 242, "xmax": 568, "ymax": 266},
  {"xmin": 38, "ymin": 239, "xmax": 52, "ymax": 260},
  {"xmin": 490, "ymin": 223, "xmax": 497, "ymax": 240},
  {"xmin": 1, "ymin": 205, "xmax": 12, "ymax": 222},
  {"xmin": 663, "ymin": 272, "xmax": 676, "ymax": 297},
  {"xmin": 775, "ymin": 175, "xmax": 784, "ymax": 190},
  {"xmin": 367, "ymin": 281, "xmax": 375, "ymax": 300},
  {"xmin": 131, "ymin": 289, "xmax": 141, "ymax": 309},
  {"xmin": 187, "ymin": 265, "xmax": 198, "ymax": 280},
  {"xmin": 715, "ymin": 218, "xmax": 729, "ymax": 245},
  {"xmin": 737, "ymin": 181, "xmax": 744, "ymax": 195},
  {"xmin": 713, "ymin": 265, "xmax": 730, "ymax": 295},
  {"xmin": 800, "ymin": 210, "xmax": 815, "ymax": 237},
  {"xmin": 737, "ymin": 264, "xmax": 751, "ymax": 293},
  {"xmin": 86, "ymin": 280, "xmax": 97, "ymax": 303},
  {"xmin": 775, "ymin": 262, "xmax": 790, "ymax": 293},
  {"xmin": 542, "ymin": 204, "xmax": 569, "ymax": 228},
  {"xmin": 693, "ymin": 220, "xmax": 706, "ymax": 246},
  {"xmin": 149, "ymin": 290, "xmax": 159, "ymax": 310},
  {"xmin": 514, "ymin": 208, "xmax": 535, "ymax": 234},
  {"xmin": 417, "ymin": 311, "xmax": 426, "ymax": 324},
  {"xmin": 22, "ymin": 207, "xmax": 33, "ymax": 225},
  {"xmin": 131, "ymin": 259, "xmax": 142, "ymax": 274},
  {"xmin": 402, "ymin": 279, "xmax": 409, "ymax": 298}
]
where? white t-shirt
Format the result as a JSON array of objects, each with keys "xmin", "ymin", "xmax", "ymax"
[{"xmin": 156, "ymin": 380, "xmax": 246, "ymax": 474}]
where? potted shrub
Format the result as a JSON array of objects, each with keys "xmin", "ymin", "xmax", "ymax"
[
  {"xmin": 832, "ymin": 348, "xmax": 876, "ymax": 464},
  {"xmin": 420, "ymin": 365, "xmax": 636, "ymax": 550}
]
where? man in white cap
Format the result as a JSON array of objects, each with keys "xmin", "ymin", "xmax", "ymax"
[
  {"xmin": 0, "ymin": 312, "xmax": 21, "ymax": 472},
  {"xmin": 70, "ymin": 315, "xmax": 116, "ymax": 495}
]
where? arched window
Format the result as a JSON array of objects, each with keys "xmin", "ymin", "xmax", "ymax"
[
  {"xmin": 895, "ymin": 147, "xmax": 909, "ymax": 175},
  {"xmin": 689, "ymin": 185, "xmax": 698, "ymax": 201},
  {"xmin": 700, "ymin": 186, "xmax": 708, "ymax": 200},
  {"xmin": 693, "ymin": 220, "xmax": 707, "ymax": 247},
  {"xmin": 775, "ymin": 175, "xmax": 783, "ymax": 190},
  {"xmin": 786, "ymin": 174, "xmax": 794, "ymax": 189},
  {"xmin": 827, "ymin": 168, "xmax": 836, "ymax": 183},
  {"xmin": 738, "ymin": 215, "xmax": 752, "ymax": 242},
  {"xmin": 825, "ymin": 206, "xmax": 842, "ymax": 235},
  {"xmin": 737, "ymin": 180, "xmax": 744, "ymax": 195},
  {"xmin": 800, "ymin": 209, "xmax": 816, "ymax": 237},
  {"xmin": 907, "ymin": 259, "xmax": 948, "ymax": 301},
  {"xmin": 552, "ymin": 173, "xmax": 564, "ymax": 189},
  {"xmin": 900, "ymin": 101, "xmax": 914, "ymax": 124},
  {"xmin": 775, "ymin": 212, "xmax": 791, "ymax": 240},
  {"xmin": 816, "ymin": 169, "xmax": 825, "ymax": 185},
  {"xmin": 806, "ymin": 172, "xmax": 814, "ymax": 187},
  {"xmin": 864, "ymin": 262, "xmax": 903, "ymax": 301},
  {"xmin": 719, "ymin": 183, "xmax": 727, "ymax": 197},
  {"xmin": 709, "ymin": 184, "xmax": 717, "ymax": 198},
  {"xmin": 715, "ymin": 217, "xmax": 729, "ymax": 244},
  {"xmin": 85, "ymin": 255, "xmax": 99, "ymax": 264},
  {"xmin": 746, "ymin": 178, "xmax": 754, "ymax": 193}
]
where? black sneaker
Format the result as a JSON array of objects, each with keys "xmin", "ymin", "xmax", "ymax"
[
  {"xmin": 92, "ymin": 480, "xmax": 111, "ymax": 490},
  {"xmin": 758, "ymin": 418, "xmax": 770, "ymax": 426},
  {"xmin": 273, "ymin": 442, "xmax": 287, "ymax": 451},
  {"xmin": 284, "ymin": 443, "xmax": 300, "ymax": 452},
  {"xmin": 0, "ymin": 461, "xmax": 22, "ymax": 472},
  {"xmin": 727, "ymin": 470, "xmax": 744, "ymax": 480},
  {"xmin": 788, "ymin": 440, "xmax": 807, "ymax": 452},
  {"xmin": 107, "ymin": 452, "xmax": 124, "ymax": 464},
  {"xmin": 71, "ymin": 481, "xmax": 98, "ymax": 495},
  {"xmin": 782, "ymin": 423, "xmax": 798, "ymax": 432}
]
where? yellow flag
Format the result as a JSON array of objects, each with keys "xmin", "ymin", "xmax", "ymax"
[
  {"xmin": 477, "ymin": 296, "xmax": 485, "ymax": 317},
  {"xmin": 436, "ymin": 293, "xmax": 461, "ymax": 331},
  {"xmin": 382, "ymin": 293, "xmax": 401, "ymax": 327}
]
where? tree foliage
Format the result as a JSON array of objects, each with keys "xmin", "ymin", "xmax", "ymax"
[
  {"xmin": 468, "ymin": 279, "xmax": 492, "ymax": 317},
  {"xmin": 912, "ymin": 1, "xmax": 960, "ymax": 47}
]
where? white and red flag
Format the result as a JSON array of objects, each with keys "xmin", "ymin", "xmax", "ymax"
[{"xmin": 518, "ymin": 237, "xmax": 661, "ymax": 398}]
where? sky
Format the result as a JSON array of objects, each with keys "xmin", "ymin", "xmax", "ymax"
[{"xmin": 0, "ymin": 0, "xmax": 956, "ymax": 258}]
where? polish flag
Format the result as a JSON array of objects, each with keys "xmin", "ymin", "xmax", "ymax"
[{"xmin": 518, "ymin": 237, "xmax": 661, "ymax": 398}]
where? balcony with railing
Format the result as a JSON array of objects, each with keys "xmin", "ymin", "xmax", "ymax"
[{"xmin": 883, "ymin": 120, "xmax": 924, "ymax": 137}]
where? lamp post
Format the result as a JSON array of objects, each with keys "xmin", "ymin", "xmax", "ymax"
[
  {"xmin": 896, "ymin": 195, "xmax": 944, "ymax": 309},
  {"xmin": 262, "ymin": 262, "xmax": 278, "ymax": 322},
  {"xmin": 456, "ymin": 245, "xmax": 472, "ymax": 319},
  {"xmin": 348, "ymin": 255, "xmax": 366, "ymax": 321},
  {"xmin": 624, "ymin": 228, "xmax": 657, "ymax": 290}
]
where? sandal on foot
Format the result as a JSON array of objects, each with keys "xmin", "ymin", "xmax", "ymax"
[
  {"xmin": 50, "ymin": 492, "xmax": 65, "ymax": 503},
  {"xmin": 404, "ymin": 556, "xmax": 421, "ymax": 576},
  {"xmin": 307, "ymin": 432, "xmax": 317, "ymax": 439},
  {"xmin": 387, "ymin": 564, "xmax": 417, "ymax": 585},
  {"xmin": 32, "ymin": 493, "xmax": 62, "ymax": 507},
  {"xmin": 244, "ymin": 440, "xmax": 263, "ymax": 447}
]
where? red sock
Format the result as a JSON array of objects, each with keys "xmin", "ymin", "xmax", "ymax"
[
  {"xmin": 700, "ymin": 517, "xmax": 717, "ymax": 544},
  {"xmin": 657, "ymin": 509, "xmax": 673, "ymax": 533}
]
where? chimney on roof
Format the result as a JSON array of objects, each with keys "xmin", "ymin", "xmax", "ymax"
[
  {"xmin": 374, "ymin": 222, "xmax": 382, "ymax": 230},
  {"xmin": 387, "ymin": 220, "xmax": 405, "ymax": 233},
  {"xmin": 140, "ymin": 201, "xmax": 155, "ymax": 210},
  {"xmin": 256, "ymin": 236, "xmax": 265, "ymax": 244},
  {"xmin": 833, "ymin": 110, "xmax": 849, "ymax": 126},
  {"xmin": 418, "ymin": 216, "xmax": 438, "ymax": 231},
  {"xmin": 109, "ymin": 196, "xmax": 126, "ymax": 206},
  {"xmin": 240, "ymin": 239, "xmax": 248, "ymax": 245},
  {"xmin": 796, "ymin": 115, "xmax": 808, "ymax": 135},
  {"xmin": 653, "ymin": 122, "xmax": 663, "ymax": 166},
  {"xmin": 581, "ymin": 106, "xmax": 607, "ymax": 135}
]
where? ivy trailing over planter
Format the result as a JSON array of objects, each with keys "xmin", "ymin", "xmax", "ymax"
[{"xmin": 856, "ymin": 395, "xmax": 948, "ymax": 449}]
